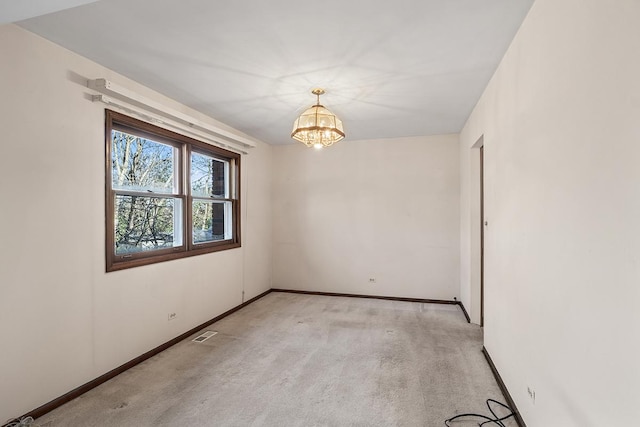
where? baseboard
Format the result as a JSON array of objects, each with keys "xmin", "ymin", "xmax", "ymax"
[
  {"xmin": 271, "ymin": 288, "xmax": 459, "ymax": 305},
  {"xmin": 482, "ymin": 346, "xmax": 527, "ymax": 427},
  {"xmin": 5, "ymin": 289, "xmax": 272, "ymax": 426},
  {"xmin": 458, "ymin": 301, "xmax": 471, "ymax": 323}
]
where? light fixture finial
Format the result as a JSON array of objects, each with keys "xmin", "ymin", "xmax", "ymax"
[{"xmin": 311, "ymin": 88, "xmax": 325, "ymax": 105}]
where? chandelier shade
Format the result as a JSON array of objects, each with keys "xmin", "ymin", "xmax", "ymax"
[{"xmin": 291, "ymin": 89, "xmax": 345, "ymax": 148}]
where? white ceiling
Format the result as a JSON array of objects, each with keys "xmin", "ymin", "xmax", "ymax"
[
  {"xmin": 0, "ymin": 0, "xmax": 100, "ymax": 24},
  {"xmin": 16, "ymin": 0, "xmax": 534, "ymax": 145}
]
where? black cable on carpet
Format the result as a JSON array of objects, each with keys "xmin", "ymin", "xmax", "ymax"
[{"xmin": 445, "ymin": 398, "xmax": 515, "ymax": 426}]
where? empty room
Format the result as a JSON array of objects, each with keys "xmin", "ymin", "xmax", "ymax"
[{"xmin": 0, "ymin": 0, "xmax": 637, "ymax": 426}]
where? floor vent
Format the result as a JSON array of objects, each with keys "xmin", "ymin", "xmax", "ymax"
[{"xmin": 192, "ymin": 330, "xmax": 218, "ymax": 343}]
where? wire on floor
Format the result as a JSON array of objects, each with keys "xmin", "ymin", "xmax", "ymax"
[
  {"xmin": 4, "ymin": 417, "xmax": 38, "ymax": 427},
  {"xmin": 445, "ymin": 399, "xmax": 515, "ymax": 426}
]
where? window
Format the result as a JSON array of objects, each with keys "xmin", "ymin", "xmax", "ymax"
[{"xmin": 106, "ymin": 110, "xmax": 240, "ymax": 271}]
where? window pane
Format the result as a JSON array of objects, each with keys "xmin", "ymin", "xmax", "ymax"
[
  {"xmin": 111, "ymin": 130, "xmax": 178, "ymax": 193},
  {"xmin": 192, "ymin": 200, "xmax": 231, "ymax": 244},
  {"xmin": 191, "ymin": 152, "xmax": 228, "ymax": 198},
  {"xmin": 114, "ymin": 195, "xmax": 182, "ymax": 255}
]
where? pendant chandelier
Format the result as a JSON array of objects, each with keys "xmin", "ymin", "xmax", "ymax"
[{"xmin": 291, "ymin": 88, "xmax": 345, "ymax": 148}]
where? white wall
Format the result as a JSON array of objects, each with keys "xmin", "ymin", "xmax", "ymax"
[
  {"xmin": 459, "ymin": 0, "xmax": 640, "ymax": 425},
  {"xmin": 272, "ymin": 135, "xmax": 460, "ymax": 300},
  {"xmin": 0, "ymin": 25, "xmax": 272, "ymax": 422}
]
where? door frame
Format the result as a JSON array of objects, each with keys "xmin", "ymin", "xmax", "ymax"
[{"xmin": 480, "ymin": 145, "xmax": 484, "ymax": 327}]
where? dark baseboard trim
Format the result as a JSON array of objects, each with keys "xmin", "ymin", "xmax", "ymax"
[
  {"xmin": 271, "ymin": 288, "xmax": 458, "ymax": 305},
  {"xmin": 272, "ymin": 289, "xmax": 469, "ymax": 323},
  {"xmin": 458, "ymin": 301, "xmax": 471, "ymax": 323},
  {"xmin": 6, "ymin": 289, "xmax": 272, "ymax": 426},
  {"xmin": 482, "ymin": 346, "xmax": 527, "ymax": 427}
]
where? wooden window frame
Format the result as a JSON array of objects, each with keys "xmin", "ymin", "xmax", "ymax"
[{"xmin": 105, "ymin": 110, "xmax": 241, "ymax": 272}]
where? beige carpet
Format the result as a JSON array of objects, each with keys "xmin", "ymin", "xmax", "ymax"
[{"xmin": 36, "ymin": 292, "xmax": 516, "ymax": 426}]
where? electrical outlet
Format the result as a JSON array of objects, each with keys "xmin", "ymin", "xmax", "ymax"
[
  {"xmin": 527, "ymin": 386, "xmax": 536, "ymax": 404},
  {"xmin": 168, "ymin": 312, "xmax": 177, "ymax": 321},
  {"xmin": 369, "ymin": 278, "xmax": 376, "ymax": 283}
]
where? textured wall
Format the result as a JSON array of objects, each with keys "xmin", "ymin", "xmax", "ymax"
[
  {"xmin": 0, "ymin": 25, "xmax": 272, "ymax": 421},
  {"xmin": 459, "ymin": 0, "xmax": 640, "ymax": 424},
  {"xmin": 272, "ymin": 135, "xmax": 460, "ymax": 300}
]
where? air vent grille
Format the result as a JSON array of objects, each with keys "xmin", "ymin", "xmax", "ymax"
[{"xmin": 192, "ymin": 330, "xmax": 218, "ymax": 343}]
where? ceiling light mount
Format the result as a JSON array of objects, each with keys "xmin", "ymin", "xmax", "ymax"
[{"xmin": 291, "ymin": 88, "xmax": 345, "ymax": 148}]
